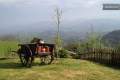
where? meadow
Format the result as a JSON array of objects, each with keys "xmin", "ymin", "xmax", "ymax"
[
  {"xmin": 0, "ymin": 40, "xmax": 120, "ymax": 80},
  {"xmin": 0, "ymin": 58, "xmax": 120, "ymax": 80},
  {"xmin": 0, "ymin": 41, "xmax": 18, "ymax": 58}
]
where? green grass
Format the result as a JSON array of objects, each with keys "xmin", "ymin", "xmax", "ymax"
[
  {"xmin": 0, "ymin": 41, "xmax": 18, "ymax": 58},
  {"xmin": 0, "ymin": 58, "xmax": 120, "ymax": 80}
]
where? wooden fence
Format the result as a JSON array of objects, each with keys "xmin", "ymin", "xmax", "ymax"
[{"xmin": 80, "ymin": 48, "xmax": 120, "ymax": 66}]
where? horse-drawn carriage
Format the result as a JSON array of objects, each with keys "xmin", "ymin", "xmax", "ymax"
[{"xmin": 17, "ymin": 38, "xmax": 55, "ymax": 67}]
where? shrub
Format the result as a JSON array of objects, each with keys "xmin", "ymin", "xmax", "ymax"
[{"xmin": 58, "ymin": 49, "xmax": 69, "ymax": 58}]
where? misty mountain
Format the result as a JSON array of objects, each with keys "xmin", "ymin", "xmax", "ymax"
[
  {"xmin": 36, "ymin": 19, "xmax": 120, "ymax": 42},
  {"xmin": 103, "ymin": 30, "xmax": 120, "ymax": 47},
  {"xmin": 1, "ymin": 19, "xmax": 120, "ymax": 34},
  {"xmin": 0, "ymin": 19, "xmax": 120, "ymax": 43}
]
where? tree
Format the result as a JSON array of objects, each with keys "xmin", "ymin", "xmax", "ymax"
[
  {"xmin": 85, "ymin": 31, "xmax": 105, "ymax": 49},
  {"xmin": 54, "ymin": 7, "xmax": 63, "ymax": 58}
]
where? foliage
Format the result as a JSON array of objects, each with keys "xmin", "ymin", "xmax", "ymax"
[
  {"xmin": 86, "ymin": 32, "xmax": 105, "ymax": 48},
  {"xmin": 58, "ymin": 49, "xmax": 69, "ymax": 58},
  {"xmin": 116, "ymin": 43, "xmax": 120, "ymax": 51},
  {"xmin": 65, "ymin": 32, "xmax": 106, "ymax": 55},
  {"xmin": 54, "ymin": 35, "xmax": 62, "ymax": 50}
]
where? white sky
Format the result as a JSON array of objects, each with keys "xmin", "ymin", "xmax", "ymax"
[{"xmin": 0, "ymin": 0, "xmax": 120, "ymax": 31}]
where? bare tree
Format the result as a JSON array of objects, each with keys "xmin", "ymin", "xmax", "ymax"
[{"xmin": 54, "ymin": 7, "xmax": 63, "ymax": 58}]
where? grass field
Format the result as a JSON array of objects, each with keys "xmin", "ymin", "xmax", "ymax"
[
  {"xmin": 0, "ymin": 41, "xmax": 18, "ymax": 58},
  {"xmin": 0, "ymin": 58, "xmax": 120, "ymax": 80}
]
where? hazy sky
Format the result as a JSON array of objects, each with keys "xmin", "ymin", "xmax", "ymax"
[{"xmin": 0, "ymin": 0, "xmax": 120, "ymax": 33}]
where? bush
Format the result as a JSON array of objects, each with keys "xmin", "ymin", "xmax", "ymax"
[{"xmin": 58, "ymin": 49, "xmax": 69, "ymax": 58}]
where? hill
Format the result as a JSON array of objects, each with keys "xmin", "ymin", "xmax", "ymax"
[
  {"xmin": 0, "ymin": 58, "xmax": 120, "ymax": 80},
  {"xmin": 103, "ymin": 30, "xmax": 120, "ymax": 46},
  {"xmin": 1, "ymin": 19, "xmax": 120, "ymax": 44},
  {"xmin": 0, "ymin": 19, "xmax": 120, "ymax": 38}
]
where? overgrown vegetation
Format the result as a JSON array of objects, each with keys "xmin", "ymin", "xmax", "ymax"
[
  {"xmin": 64, "ymin": 32, "xmax": 105, "ymax": 54},
  {"xmin": 58, "ymin": 49, "xmax": 70, "ymax": 58}
]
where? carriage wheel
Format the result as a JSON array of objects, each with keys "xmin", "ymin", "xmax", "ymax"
[
  {"xmin": 40, "ymin": 55, "xmax": 54, "ymax": 64},
  {"xmin": 18, "ymin": 46, "xmax": 34, "ymax": 67},
  {"xmin": 19, "ymin": 53, "xmax": 34, "ymax": 67}
]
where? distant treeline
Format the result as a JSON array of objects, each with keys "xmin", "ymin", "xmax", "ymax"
[{"xmin": 0, "ymin": 34, "xmax": 18, "ymax": 41}]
